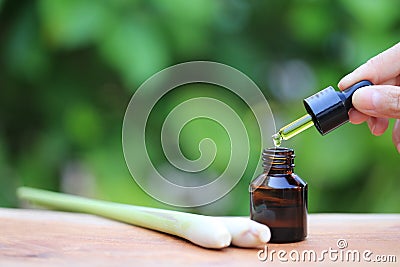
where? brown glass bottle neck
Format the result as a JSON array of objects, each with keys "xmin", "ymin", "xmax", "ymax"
[{"xmin": 262, "ymin": 147, "xmax": 295, "ymax": 174}]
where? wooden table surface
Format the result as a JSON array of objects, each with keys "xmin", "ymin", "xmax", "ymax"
[{"xmin": 1, "ymin": 208, "xmax": 399, "ymax": 266}]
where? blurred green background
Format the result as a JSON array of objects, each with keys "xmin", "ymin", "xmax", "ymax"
[{"xmin": 1, "ymin": 0, "xmax": 399, "ymax": 214}]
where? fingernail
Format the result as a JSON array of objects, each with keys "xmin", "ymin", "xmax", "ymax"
[
  {"xmin": 367, "ymin": 118, "xmax": 376, "ymax": 135},
  {"xmin": 337, "ymin": 80, "xmax": 344, "ymax": 90},
  {"xmin": 338, "ymin": 74, "xmax": 351, "ymax": 90},
  {"xmin": 371, "ymin": 124, "xmax": 377, "ymax": 135}
]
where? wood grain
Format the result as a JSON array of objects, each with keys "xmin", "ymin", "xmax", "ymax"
[{"xmin": 0, "ymin": 208, "xmax": 399, "ymax": 266}]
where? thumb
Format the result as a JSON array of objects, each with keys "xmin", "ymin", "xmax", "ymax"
[{"xmin": 352, "ymin": 85, "xmax": 400, "ymax": 119}]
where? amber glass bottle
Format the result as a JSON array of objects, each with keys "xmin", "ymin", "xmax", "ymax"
[{"xmin": 250, "ymin": 147, "xmax": 308, "ymax": 243}]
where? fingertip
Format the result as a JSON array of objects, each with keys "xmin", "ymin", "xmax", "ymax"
[
  {"xmin": 372, "ymin": 118, "xmax": 389, "ymax": 136},
  {"xmin": 337, "ymin": 82, "xmax": 344, "ymax": 90},
  {"xmin": 392, "ymin": 120, "xmax": 400, "ymax": 153},
  {"xmin": 338, "ymin": 68, "xmax": 367, "ymax": 91},
  {"xmin": 348, "ymin": 108, "xmax": 369, "ymax": 124},
  {"xmin": 338, "ymin": 75, "xmax": 351, "ymax": 91},
  {"xmin": 352, "ymin": 87, "xmax": 376, "ymax": 113},
  {"xmin": 367, "ymin": 117, "xmax": 388, "ymax": 136}
]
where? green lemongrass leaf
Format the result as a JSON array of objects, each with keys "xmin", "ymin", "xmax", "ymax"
[{"xmin": 17, "ymin": 187, "xmax": 230, "ymax": 249}]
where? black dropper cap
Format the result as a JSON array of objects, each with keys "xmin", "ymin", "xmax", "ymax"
[{"xmin": 303, "ymin": 80, "xmax": 373, "ymax": 135}]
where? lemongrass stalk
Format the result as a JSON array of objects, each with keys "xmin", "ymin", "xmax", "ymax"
[
  {"xmin": 218, "ymin": 217, "xmax": 270, "ymax": 247},
  {"xmin": 17, "ymin": 187, "xmax": 231, "ymax": 249}
]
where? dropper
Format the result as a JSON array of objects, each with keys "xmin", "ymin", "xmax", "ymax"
[{"xmin": 273, "ymin": 80, "xmax": 373, "ymax": 147}]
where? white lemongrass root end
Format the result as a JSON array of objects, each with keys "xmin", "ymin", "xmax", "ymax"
[
  {"xmin": 218, "ymin": 217, "xmax": 271, "ymax": 248},
  {"xmin": 181, "ymin": 216, "xmax": 231, "ymax": 249}
]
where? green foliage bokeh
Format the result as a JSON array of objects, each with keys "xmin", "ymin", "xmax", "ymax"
[{"xmin": 1, "ymin": 0, "xmax": 399, "ymax": 214}]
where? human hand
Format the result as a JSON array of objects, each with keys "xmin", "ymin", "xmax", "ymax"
[{"xmin": 338, "ymin": 42, "xmax": 400, "ymax": 152}]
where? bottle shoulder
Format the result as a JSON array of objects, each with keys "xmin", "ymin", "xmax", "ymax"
[{"xmin": 250, "ymin": 172, "xmax": 307, "ymax": 189}]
